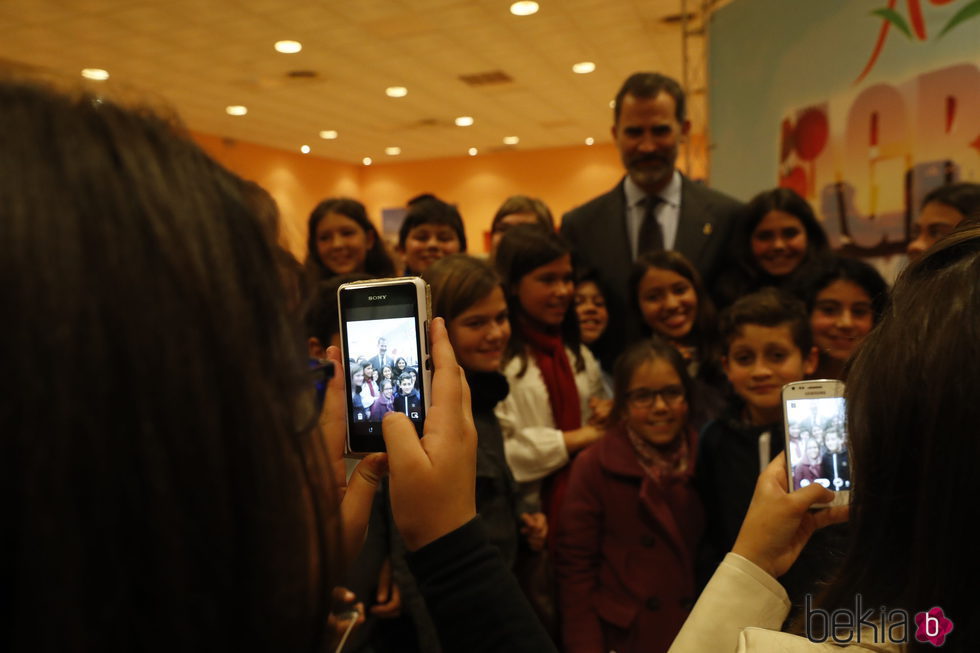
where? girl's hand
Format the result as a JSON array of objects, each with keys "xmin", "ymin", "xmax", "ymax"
[
  {"xmin": 520, "ymin": 512, "xmax": 548, "ymax": 552},
  {"xmin": 320, "ymin": 347, "xmax": 388, "ymax": 560},
  {"xmin": 588, "ymin": 397, "xmax": 614, "ymax": 428},
  {"xmin": 732, "ymin": 453, "xmax": 849, "ymax": 578},
  {"xmin": 382, "ymin": 318, "xmax": 478, "ymax": 551}
]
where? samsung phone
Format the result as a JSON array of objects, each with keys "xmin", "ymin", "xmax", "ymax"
[
  {"xmin": 782, "ymin": 379, "xmax": 850, "ymax": 507},
  {"xmin": 338, "ymin": 277, "xmax": 432, "ymax": 454}
]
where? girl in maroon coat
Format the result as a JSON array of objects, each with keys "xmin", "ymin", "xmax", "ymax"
[{"xmin": 556, "ymin": 338, "xmax": 703, "ymax": 653}]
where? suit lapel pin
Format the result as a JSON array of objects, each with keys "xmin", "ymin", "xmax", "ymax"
[{"xmin": 702, "ymin": 223, "xmax": 713, "ymax": 236}]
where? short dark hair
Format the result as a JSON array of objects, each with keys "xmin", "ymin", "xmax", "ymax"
[
  {"xmin": 397, "ymin": 196, "xmax": 467, "ymax": 251},
  {"xmin": 611, "ymin": 337, "xmax": 695, "ymax": 422},
  {"xmin": 921, "ymin": 182, "xmax": 980, "ymax": 221},
  {"xmin": 397, "ymin": 372, "xmax": 414, "ymax": 383},
  {"xmin": 719, "ymin": 287, "xmax": 812, "ymax": 354},
  {"xmin": 614, "ymin": 72, "xmax": 686, "ymax": 123},
  {"xmin": 792, "ymin": 255, "xmax": 889, "ymax": 323},
  {"xmin": 306, "ymin": 197, "xmax": 396, "ymax": 279}
]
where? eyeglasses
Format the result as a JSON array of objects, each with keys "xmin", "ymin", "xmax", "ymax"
[{"xmin": 625, "ymin": 385, "xmax": 685, "ymax": 408}]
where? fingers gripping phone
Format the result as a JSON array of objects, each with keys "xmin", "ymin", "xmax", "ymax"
[
  {"xmin": 339, "ymin": 277, "xmax": 432, "ymax": 454},
  {"xmin": 782, "ymin": 380, "xmax": 850, "ymax": 507}
]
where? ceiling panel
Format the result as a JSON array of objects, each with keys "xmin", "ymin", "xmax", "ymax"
[{"xmin": 0, "ymin": 0, "xmax": 730, "ymax": 163}]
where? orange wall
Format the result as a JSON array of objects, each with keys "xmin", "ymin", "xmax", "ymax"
[
  {"xmin": 359, "ymin": 144, "xmax": 622, "ymax": 253},
  {"xmin": 194, "ymin": 131, "xmax": 707, "ymax": 257},
  {"xmin": 193, "ymin": 132, "xmax": 360, "ymax": 257}
]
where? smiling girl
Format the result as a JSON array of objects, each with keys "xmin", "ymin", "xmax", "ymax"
[
  {"xmin": 712, "ymin": 188, "xmax": 829, "ymax": 310},
  {"xmin": 794, "ymin": 255, "xmax": 887, "ymax": 380},
  {"xmin": 424, "ymin": 254, "xmax": 548, "ymax": 568},
  {"xmin": 305, "ymin": 198, "xmax": 395, "ymax": 281},
  {"xmin": 556, "ymin": 338, "xmax": 702, "ymax": 653},
  {"xmin": 493, "ymin": 225, "xmax": 609, "ymax": 539}
]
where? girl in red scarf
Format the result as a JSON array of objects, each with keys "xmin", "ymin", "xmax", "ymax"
[
  {"xmin": 493, "ymin": 224, "xmax": 610, "ymax": 543},
  {"xmin": 556, "ymin": 338, "xmax": 703, "ymax": 653}
]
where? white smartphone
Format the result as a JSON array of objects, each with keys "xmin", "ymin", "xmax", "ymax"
[
  {"xmin": 782, "ymin": 379, "xmax": 850, "ymax": 507},
  {"xmin": 338, "ymin": 277, "xmax": 432, "ymax": 454}
]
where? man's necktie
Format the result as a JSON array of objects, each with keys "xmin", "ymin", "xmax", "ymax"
[{"xmin": 637, "ymin": 195, "xmax": 664, "ymax": 256}]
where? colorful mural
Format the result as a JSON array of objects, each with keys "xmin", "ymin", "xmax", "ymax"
[{"xmin": 710, "ymin": 0, "xmax": 979, "ymax": 271}]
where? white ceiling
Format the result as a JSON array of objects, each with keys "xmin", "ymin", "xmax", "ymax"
[{"xmin": 0, "ymin": 0, "xmax": 728, "ymax": 164}]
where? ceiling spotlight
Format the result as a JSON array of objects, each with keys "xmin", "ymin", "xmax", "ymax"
[
  {"xmin": 300, "ymin": 145, "xmax": 311, "ymax": 154},
  {"xmin": 319, "ymin": 130, "xmax": 338, "ymax": 140},
  {"xmin": 585, "ymin": 137, "xmax": 595, "ymax": 146},
  {"xmin": 609, "ymin": 100, "xmax": 615, "ymax": 108},
  {"xmin": 385, "ymin": 146, "xmax": 401, "ymax": 156},
  {"xmin": 510, "ymin": 1, "xmax": 539, "ymax": 16},
  {"xmin": 386, "ymin": 86, "xmax": 408, "ymax": 98},
  {"xmin": 455, "ymin": 116, "xmax": 474, "ymax": 127},
  {"xmin": 572, "ymin": 61, "xmax": 596, "ymax": 74},
  {"xmin": 225, "ymin": 105, "xmax": 248, "ymax": 116},
  {"xmin": 363, "ymin": 157, "xmax": 373, "ymax": 166},
  {"xmin": 503, "ymin": 136, "xmax": 520, "ymax": 145},
  {"xmin": 274, "ymin": 40, "xmax": 302, "ymax": 54},
  {"xmin": 468, "ymin": 147, "xmax": 478, "ymax": 156},
  {"xmin": 81, "ymin": 68, "xmax": 109, "ymax": 81}
]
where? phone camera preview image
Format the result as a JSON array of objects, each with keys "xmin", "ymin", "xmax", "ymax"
[
  {"xmin": 785, "ymin": 397, "xmax": 850, "ymax": 492},
  {"xmin": 339, "ymin": 278, "xmax": 429, "ymax": 453}
]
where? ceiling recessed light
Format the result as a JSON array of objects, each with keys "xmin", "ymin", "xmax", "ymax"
[
  {"xmin": 572, "ymin": 61, "xmax": 596, "ymax": 74},
  {"xmin": 385, "ymin": 146, "xmax": 401, "ymax": 156},
  {"xmin": 225, "ymin": 105, "xmax": 248, "ymax": 116},
  {"xmin": 468, "ymin": 147, "xmax": 478, "ymax": 156},
  {"xmin": 362, "ymin": 157, "xmax": 373, "ymax": 166},
  {"xmin": 274, "ymin": 40, "xmax": 302, "ymax": 54},
  {"xmin": 386, "ymin": 86, "xmax": 408, "ymax": 98},
  {"xmin": 319, "ymin": 130, "xmax": 338, "ymax": 140},
  {"xmin": 455, "ymin": 116, "xmax": 474, "ymax": 127},
  {"xmin": 510, "ymin": 1, "xmax": 539, "ymax": 16},
  {"xmin": 300, "ymin": 145, "xmax": 311, "ymax": 154},
  {"xmin": 503, "ymin": 136, "xmax": 520, "ymax": 145},
  {"xmin": 81, "ymin": 68, "xmax": 109, "ymax": 81},
  {"xmin": 609, "ymin": 100, "xmax": 615, "ymax": 109},
  {"xmin": 585, "ymin": 137, "xmax": 595, "ymax": 146}
]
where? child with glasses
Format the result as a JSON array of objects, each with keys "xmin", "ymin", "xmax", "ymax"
[{"xmin": 555, "ymin": 338, "xmax": 702, "ymax": 653}]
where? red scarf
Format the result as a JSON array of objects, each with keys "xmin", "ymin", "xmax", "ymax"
[
  {"xmin": 522, "ymin": 321, "xmax": 582, "ymax": 551},
  {"xmin": 522, "ymin": 323, "xmax": 581, "ymax": 431}
]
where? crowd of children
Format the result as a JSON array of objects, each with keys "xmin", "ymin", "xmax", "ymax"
[{"xmin": 296, "ymin": 177, "xmax": 980, "ymax": 653}]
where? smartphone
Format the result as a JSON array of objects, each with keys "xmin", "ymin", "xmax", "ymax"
[
  {"xmin": 338, "ymin": 277, "xmax": 432, "ymax": 454},
  {"xmin": 782, "ymin": 379, "xmax": 850, "ymax": 507}
]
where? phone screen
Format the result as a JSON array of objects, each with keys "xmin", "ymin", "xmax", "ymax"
[
  {"xmin": 340, "ymin": 281, "xmax": 426, "ymax": 452},
  {"xmin": 784, "ymin": 396, "xmax": 850, "ymax": 492}
]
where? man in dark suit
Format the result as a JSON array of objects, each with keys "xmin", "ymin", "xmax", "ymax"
[
  {"xmin": 561, "ymin": 72, "xmax": 742, "ymax": 367},
  {"xmin": 367, "ymin": 336, "xmax": 394, "ymax": 374}
]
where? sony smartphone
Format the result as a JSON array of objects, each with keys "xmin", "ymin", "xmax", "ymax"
[
  {"xmin": 338, "ymin": 277, "xmax": 432, "ymax": 454},
  {"xmin": 782, "ymin": 379, "xmax": 850, "ymax": 507}
]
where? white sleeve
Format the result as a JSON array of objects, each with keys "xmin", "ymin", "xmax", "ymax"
[
  {"xmin": 495, "ymin": 357, "xmax": 570, "ymax": 483},
  {"xmin": 668, "ymin": 553, "xmax": 791, "ymax": 653}
]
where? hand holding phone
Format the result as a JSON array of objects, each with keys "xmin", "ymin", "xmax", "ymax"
[
  {"xmin": 732, "ymin": 454, "xmax": 849, "ymax": 579},
  {"xmin": 339, "ymin": 277, "xmax": 432, "ymax": 454},
  {"xmin": 382, "ymin": 317, "xmax": 478, "ymax": 551}
]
